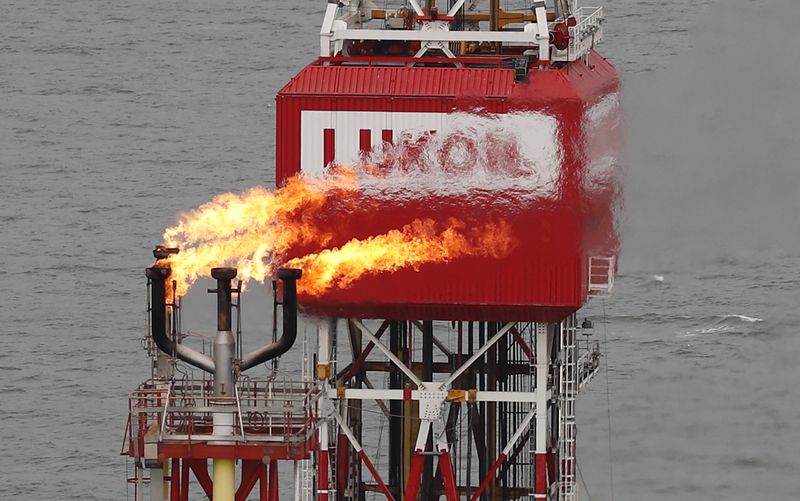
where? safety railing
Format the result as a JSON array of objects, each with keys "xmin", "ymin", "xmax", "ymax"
[
  {"xmin": 552, "ymin": 6, "xmax": 604, "ymax": 62},
  {"xmin": 124, "ymin": 377, "xmax": 321, "ymax": 458}
]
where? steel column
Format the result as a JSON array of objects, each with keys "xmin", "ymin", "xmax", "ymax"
[
  {"xmin": 170, "ymin": 458, "xmax": 180, "ymax": 501},
  {"xmin": 534, "ymin": 323, "xmax": 550, "ymax": 499}
]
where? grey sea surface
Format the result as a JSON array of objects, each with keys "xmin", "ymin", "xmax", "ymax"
[{"xmin": 2, "ymin": 0, "xmax": 799, "ymax": 499}]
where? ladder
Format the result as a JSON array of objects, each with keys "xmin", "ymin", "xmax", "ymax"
[{"xmin": 558, "ymin": 315, "xmax": 578, "ymax": 501}]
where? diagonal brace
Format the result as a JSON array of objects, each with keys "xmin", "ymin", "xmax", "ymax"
[
  {"xmin": 443, "ymin": 322, "xmax": 514, "ymax": 387},
  {"xmin": 351, "ymin": 319, "xmax": 422, "ymax": 387}
]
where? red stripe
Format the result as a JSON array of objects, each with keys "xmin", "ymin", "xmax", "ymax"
[
  {"xmin": 359, "ymin": 129, "xmax": 371, "ymax": 154},
  {"xmin": 403, "ymin": 387, "xmax": 412, "ymax": 401},
  {"xmin": 323, "ymin": 128, "xmax": 335, "ymax": 167}
]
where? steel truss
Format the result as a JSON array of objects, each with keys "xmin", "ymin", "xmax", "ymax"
[{"xmin": 313, "ymin": 314, "xmax": 598, "ymax": 501}]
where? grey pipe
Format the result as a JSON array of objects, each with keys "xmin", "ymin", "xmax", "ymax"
[
  {"xmin": 146, "ymin": 267, "xmax": 215, "ymax": 374},
  {"xmin": 210, "ymin": 267, "xmax": 237, "ymax": 397},
  {"xmin": 240, "ymin": 268, "xmax": 302, "ymax": 371}
]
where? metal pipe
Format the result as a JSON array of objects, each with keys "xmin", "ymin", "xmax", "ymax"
[
  {"xmin": 208, "ymin": 268, "xmax": 239, "ymax": 501},
  {"xmin": 210, "ymin": 267, "xmax": 237, "ymax": 398},
  {"xmin": 210, "ymin": 267, "xmax": 236, "ymax": 332},
  {"xmin": 212, "ymin": 459, "xmax": 235, "ymax": 501},
  {"xmin": 145, "ymin": 267, "xmax": 215, "ymax": 373},
  {"xmin": 239, "ymin": 268, "xmax": 302, "ymax": 371}
]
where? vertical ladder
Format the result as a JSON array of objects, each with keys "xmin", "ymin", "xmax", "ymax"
[
  {"xmin": 526, "ymin": 322, "xmax": 537, "ymax": 500},
  {"xmin": 558, "ymin": 315, "xmax": 578, "ymax": 501},
  {"xmin": 296, "ymin": 329, "xmax": 315, "ymax": 501}
]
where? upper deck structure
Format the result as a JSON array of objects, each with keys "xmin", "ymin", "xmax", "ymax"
[{"xmin": 276, "ymin": 0, "xmax": 620, "ymax": 322}]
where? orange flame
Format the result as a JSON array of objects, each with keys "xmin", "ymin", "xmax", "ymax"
[
  {"xmin": 157, "ymin": 172, "xmax": 357, "ymax": 296},
  {"xmin": 156, "ymin": 170, "xmax": 515, "ymax": 298},
  {"xmin": 285, "ymin": 218, "xmax": 516, "ymax": 295}
]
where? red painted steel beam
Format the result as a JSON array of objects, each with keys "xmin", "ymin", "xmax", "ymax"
[
  {"xmin": 189, "ymin": 459, "xmax": 213, "ymax": 500},
  {"xmin": 339, "ymin": 320, "xmax": 390, "ymax": 382},
  {"xmin": 268, "ymin": 462, "xmax": 279, "ymax": 501},
  {"xmin": 498, "ymin": 429, "xmax": 531, "ymax": 479},
  {"xmin": 437, "ymin": 450, "xmax": 459, "ymax": 501},
  {"xmin": 534, "ymin": 453, "xmax": 547, "ymax": 496},
  {"xmin": 158, "ymin": 437, "xmax": 317, "ymax": 461},
  {"xmin": 336, "ymin": 432, "xmax": 349, "ymax": 501},
  {"xmin": 469, "ymin": 453, "xmax": 507, "ymax": 501},
  {"xmin": 358, "ymin": 450, "xmax": 395, "ymax": 501},
  {"xmin": 259, "ymin": 465, "xmax": 268, "ymax": 501},
  {"xmin": 170, "ymin": 458, "xmax": 181, "ymax": 501},
  {"xmin": 403, "ymin": 451, "xmax": 427, "ymax": 501},
  {"xmin": 236, "ymin": 460, "xmax": 262, "ymax": 501},
  {"xmin": 510, "ymin": 326, "xmax": 534, "ymax": 361},
  {"xmin": 547, "ymin": 450, "xmax": 557, "ymax": 487},
  {"xmin": 180, "ymin": 459, "xmax": 190, "ymax": 501},
  {"xmin": 318, "ymin": 449, "xmax": 330, "ymax": 501}
]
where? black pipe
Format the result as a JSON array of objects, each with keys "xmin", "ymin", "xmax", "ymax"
[
  {"xmin": 145, "ymin": 266, "xmax": 215, "ymax": 373},
  {"xmin": 209, "ymin": 267, "xmax": 237, "ymax": 331},
  {"xmin": 146, "ymin": 266, "xmax": 170, "ymax": 352},
  {"xmin": 239, "ymin": 268, "xmax": 302, "ymax": 371},
  {"xmin": 153, "ymin": 245, "xmax": 179, "ymax": 260}
]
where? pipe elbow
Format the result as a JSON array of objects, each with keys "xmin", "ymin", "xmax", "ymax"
[
  {"xmin": 146, "ymin": 266, "xmax": 215, "ymax": 374},
  {"xmin": 240, "ymin": 268, "xmax": 302, "ymax": 371}
]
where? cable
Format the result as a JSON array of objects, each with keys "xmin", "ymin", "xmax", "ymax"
[
  {"xmin": 372, "ymin": 406, "xmax": 386, "ymax": 501},
  {"xmin": 602, "ymin": 298, "xmax": 615, "ymax": 501}
]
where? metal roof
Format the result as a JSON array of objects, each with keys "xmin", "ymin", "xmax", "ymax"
[{"xmin": 281, "ymin": 65, "xmax": 515, "ymax": 98}]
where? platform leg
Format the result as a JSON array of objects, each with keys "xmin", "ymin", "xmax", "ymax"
[
  {"xmin": 213, "ymin": 459, "xmax": 236, "ymax": 501},
  {"xmin": 170, "ymin": 459, "xmax": 181, "ymax": 501},
  {"xmin": 269, "ymin": 461, "xmax": 279, "ymax": 500}
]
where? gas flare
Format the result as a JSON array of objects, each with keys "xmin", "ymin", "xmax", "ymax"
[
  {"xmin": 156, "ymin": 171, "xmax": 516, "ymax": 297},
  {"xmin": 156, "ymin": 172, "xmax": 357, "ymax": 296},
  {"xmin": 286, "ymin": 218, "xmax": 516, "ymax": 295}
]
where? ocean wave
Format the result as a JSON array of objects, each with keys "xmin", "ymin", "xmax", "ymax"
[
  {"xmin": 678, "ymin": 313, "xmax": 765, "ymax": 337},
  {"xmin": 715, "ymin": 314, "xmax": 764, "ymax": 323}
]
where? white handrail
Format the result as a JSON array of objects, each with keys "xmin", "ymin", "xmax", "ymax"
[
  {"xmin": 234, "ymin": 384, "xmax": 246, "ymax": 439},
  {"xmin": 158, "ymin": 381, "xmax": 173, "ymax": 442}
]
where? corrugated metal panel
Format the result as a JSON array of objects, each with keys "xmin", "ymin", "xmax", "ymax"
[
  {"xmin": 278, "ymin": 187, "xmax": 594, "ymax": 322},
  {"xmin": 279, "ymin": 65, "xmax": 515, "ymax": 98},
  {"xmin": 274, "ymin": 60, "xmax": 620, "ymax": 320}
]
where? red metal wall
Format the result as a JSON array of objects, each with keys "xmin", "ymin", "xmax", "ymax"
[{"xmin": 275, "ymin": 52, "xmax": 620, "ymax": 322}]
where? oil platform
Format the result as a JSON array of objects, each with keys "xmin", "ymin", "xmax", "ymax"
[{"xmin": 122, "ymin": 0, "xmax": 620, "ymax": 499}]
